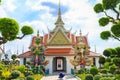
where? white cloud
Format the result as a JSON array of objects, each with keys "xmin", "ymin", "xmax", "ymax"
[
  {"xmin": 97, "ymin": 0, "xmax": 102, "ymax": 3},
  {"xmin": 21, "ymin": 20, "xmax": 49, "ymax": 35},
  {"xmin": 2, "ymin": 0, "xmax": 17, "ymax": 12},
  {"xmin": 0, "ymin": 7, "xmax": 7, "ymax": 17}
]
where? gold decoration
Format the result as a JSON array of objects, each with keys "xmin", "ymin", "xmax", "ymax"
[{"xmin": 49, "ymin": 30, "xmax": 71, "ymax": 44}]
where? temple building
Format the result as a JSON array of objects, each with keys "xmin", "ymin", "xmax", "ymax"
[{"xmin": 18, "ymin": 1, "xmax": 101, "ymax": 74}]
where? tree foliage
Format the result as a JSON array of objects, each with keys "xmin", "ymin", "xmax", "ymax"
[
  {"xmin": 94, "ymin": 3, "xmax": 104, "ymax": 13},
  {"xmin": 103, "ymin": 48, "xmax": 112, "ymax": 57},
  {"xmin": 100, "ymin": 31, "xmax": 111, "ymax": 40},
  {"xmin": 0, "ymin": 18, "xmax": 34, "ymax": 45},
  {"xmin": 113, "ymin": 58, "xmax": 120, "ymax": 67},
  {"xmin": 11, "ymin": 54, "xmax": 17, "ymax": 61},
  {"xmin": 99, "ymin": 17, "xmax": 109, "ymax": 26},
  {"xmin": 111, "ymin": 23, "xmax": 120, "ymax": 37},
  {"xmin": 102, "ymin": 47, "xmax": 120, "ymax": 73},
  {"xmin": 90, "ymin": 67, "xmax": 98, "ymax": 76},
  {"xmin": 0, "ymin": 18, "xmax": 19, "ymax": 41},
  {"xmin": 94, "ymin": 0, "xmax": 120, "ymax": 41},
  {"xmin": 99, "ymin": 56, "xmax": 105, "ymax": 65},
  {"xmin": 115, "ymin": 46, "xmax": 120, "ymax": 56},
  {"xmin": 21, "ymin": 25, "xmax": 33, "ymax": 35},
  {"xmin": 103, "ymin": 48, "xmax": 118, "ymax": 57}
]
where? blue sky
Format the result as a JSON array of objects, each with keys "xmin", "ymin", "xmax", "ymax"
[{"xmin": 0, "ymin": 0, "xmax": 119, "ymax": 54}]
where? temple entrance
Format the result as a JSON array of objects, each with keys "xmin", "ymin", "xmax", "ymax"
[{"xmin": 53, "ymin": 57, "xmax": 66, "ymax": 72}]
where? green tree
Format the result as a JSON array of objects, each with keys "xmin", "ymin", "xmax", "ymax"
[
  {"xmin": 113, "ymin": 58, "xmax": 120, "ymax": 67},
  {"xmin": 94, "ymin": 0, "xmax": 120, "ymax": 41},
  {"xmin": 99, "ymin": 56, "xmax": 105, "ymax": 68},
  {"xmin": 11, "ymin": 54, "xmax": 17, "ymax": 61},
  {"xmin": 115, "ymin": 46, "xmax": 120, "ymax": 57},
  {"xmin": 90, "ymin": 67, "xmax": 98, "ymax": 76},
  {"xmin": 0, "ymin": 18, "xmax": 34, "ymax": 45},
  {"xmin": 103, "ymin": 49, "xmax": 111, "ymax": 57}
]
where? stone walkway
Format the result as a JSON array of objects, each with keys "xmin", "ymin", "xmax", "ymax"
[{"xmin": 41, "ymin": 74, "xmax": 81, "ymax": 80}]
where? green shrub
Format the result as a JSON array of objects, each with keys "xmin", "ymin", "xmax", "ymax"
[
  {"xmin": 115, "ymin": 70, "xmax": 120, "ymax": 74},
  {"xmin": 24, "ymin": 71, "xmax": 33, "ymax": 77},
  {"xmin": 39, "ymin": 69, "xmax": 44, "ymax": 75},
  {"xmin": 0, "ymin": 70, "xmax": 2, "ymax": 76},
  {"xmin": 93, "ymin": 75, "xmax": 102, "ymax": 80},
  {"xmin": 76, "ymin": 74, "xmax": 85, "ymax": 80},
  {"xmin": 17, "ymin": 65, "xmax": 26, "ymax": 73},
  {"xmin": 85, "ymin": 69, "xmax": 90, "ymax": 74},
  {"xmin": 101, "ymin": 74, "xmax": 113, "ymax": 77},
  {"xmin": 11, "ymin": 70, "xmax": 21, "ymax": 79},
  {"xmin": 32, "ymin": 66, "xmax": 44, "ymax": 75},
  {"xmin": 101, "ymin": 74, "xmax": 108, "ymax": 77},
  {"xmin": 100, "ymin": 77, "xmax": 114, "ymax": 80},
  {"xmin": 109, "ymin": 66, "xmax": 116, "ymax": 74},
  {"xmin": 33, "ymin": 74, "xmax": 44, "ymax": 80},
  {"xmin": 103, "ymin": 62, "xmax": 110, "ymax": 68},
  {"xmin": 90, "ymin": 67, "xmax": 98, "ymax": 76},
  {"xmin": 115, "ymin": 74, "xmax": 120, "ymax": 80},
  {"xmin": 107, "ymin": 74, "xmax": 114, "ymax": 77},
  {"xmin": 15, "ymin": 77, "xmax": 25, "ymax": 80},
  {"xmin": 78, "ymin": 69, "xmax": 84, "ymax": 74},
  {"xmin": 85, "ymin": 74, "xmax": 93, "ymax": 80},
  {"xmin": 26, "ymin": 76, "xmax": 34, "ymax": 80},
  {"xmin": 100, "ymin": 69, "xmax": 108, "ymax": 74},
  {"xmin": 105, "ymin": 58, "xmax": 111, "ymax": 62}
]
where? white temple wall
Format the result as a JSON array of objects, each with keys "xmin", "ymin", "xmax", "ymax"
[
  {"xmin": 66, "ymin": 56, "xmax": 74, "ymax": 74},
  {"xmin": 95, "ymin": 57, "xmax": 100, "ymax": 68},
  {"xmin": 45, "ymin": 56, "xmax": 53, "ymax": 74},
  {"xmin": 19, "ymin": 58, "xmax": 23, "ymax": 65}
]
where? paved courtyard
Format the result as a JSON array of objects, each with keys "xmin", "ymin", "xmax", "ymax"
[{"xmin": 41, "ymin": 74, "xmax": 81, "ymax": 80}]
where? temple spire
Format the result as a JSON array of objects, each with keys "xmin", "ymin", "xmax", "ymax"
[
  {"xmin": 80, "ymin": 29, "xmax": 82, "ymax": 36},
  {"xmin": 22, "ymin": 45, "xmax": 24, "ymax": 54},
  {"xmin": 55, "ymin": 0, "xmax": 64, "ymax": 27},
  {"xmin": 17, "ymin": 45, "xmax": 18, "ymax": 55},
  {"xmin": 37, "ymin": 30, "xmax": 39, "ymax": 37}
]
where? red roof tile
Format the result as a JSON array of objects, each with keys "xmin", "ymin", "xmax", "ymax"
[
  {"xmin": 83, "ymin": 36, "xmax": 89, "ymax": 45},
  {"xmin": 44, "ymin": 34, "xmax": 48, "ymax": 45},
  {"xmin": 71, "ymin": 34, "xmax": 76, "ymax": 45},
  {"xmin": 87, "ymin": 51, "xmax": 101, "ymax": 57},
  {"xmin": 76, "ymin": 36, "xmax": 89, "ymax": 45},
  {"xmin": 45, "ymin": 48, "xmax": 75, "ymax": 56},
  {"xmin": 18, "ymin": 50, "xmax": 100, "ymax": 57},
  {"xmin": 67, "ymin": 33, "xmax": 70, "ymax": 38},
  {"xmin": 18, "ymin": 51, "xmax": 33, "ymax": 58}
]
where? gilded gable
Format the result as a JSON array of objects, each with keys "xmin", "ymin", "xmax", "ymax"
[{"xmin": 49, "ymin": 30, "xmax": 71, "ymax": 45}]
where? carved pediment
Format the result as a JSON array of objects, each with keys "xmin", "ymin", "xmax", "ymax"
[{"xmin": 48, "ymin": 29, "xmax": 71, "ymax": 45}]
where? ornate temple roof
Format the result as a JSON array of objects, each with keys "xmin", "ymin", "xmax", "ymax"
[
  {"xmin": 45, "ymin": 48, "xmax": 75, "ymax": 56},
  {"xmin": 18, "ymin": 1, "xmax": 100, "ymax": 58}
]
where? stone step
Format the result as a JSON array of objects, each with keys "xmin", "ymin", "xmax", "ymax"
[{"xmin": 41, "ymin": 74, "xmax": 81, "ymax": 80}]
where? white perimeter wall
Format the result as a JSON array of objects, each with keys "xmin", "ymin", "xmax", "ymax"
[{"xmin": 19, "ymin": 58, "xmax": 31, "ymax": 65}]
